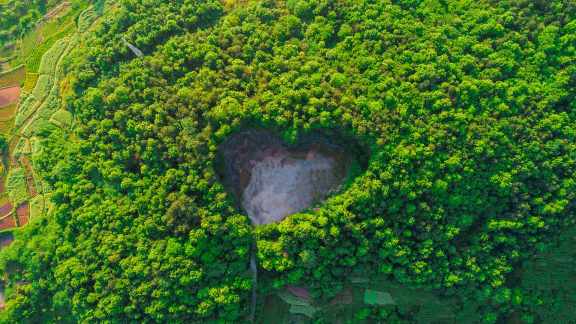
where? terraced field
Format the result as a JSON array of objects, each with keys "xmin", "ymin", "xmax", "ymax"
[{"xmin": 0, "ymin": 2, "xmax": 99, "ymax": 236}]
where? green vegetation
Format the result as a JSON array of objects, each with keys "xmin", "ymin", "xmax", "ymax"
[
  {"xmin": 14, "ymin": 94, "xmax": 38, "ymax": 127},
  {"xmin": 77, "ymin": 7, "xmax": 96, "ymax": 32},
  {"xmin": 0, "ymin": 0, "xmax": 74, "ymax": 48},
  {"xmin": 29, "ymin": 193, "xmax": 45, "ymax": 219},
  {"xmin": 30, "ymin": 74, "xmax": 51, "ymax": 101},
  {"xmin": 5, "ymin": 167, "xmax": 27, "ymax": 205},
  {"xmin": 49, "ymin": 108, "xmax": 72, "ymax": 128},
  {"xmin": 21, "ymin": 72, "xmax": 39, "ymax": 93},
  {"xmin": 0, "ymin": 0, "xmax": 574, "ymax": 323},
  {"xmin": 38, "ymin": 37, "xmax": 68, "ymax": 75},
  {"xmin": 23, "ymin": 27, "xmax": 73, "ymax": 72}
]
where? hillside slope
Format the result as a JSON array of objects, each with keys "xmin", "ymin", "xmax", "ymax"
[{"xmin": 0, "ymin": 0, "xmax": 574, "ymax": 322}]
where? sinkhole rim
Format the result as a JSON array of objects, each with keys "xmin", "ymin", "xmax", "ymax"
[{"xmin": 215, "ymin": 127, "xmax": 370, "ymax": 224}]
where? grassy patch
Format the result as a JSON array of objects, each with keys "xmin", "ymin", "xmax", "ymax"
[
  {"xmin": 31, "ymin": 75, "xmax": 53, "ymax": 101},
  {"xmin": 29, "ymin": 194, "xmax": 45, "ymax": 219},
  {"xmin": 22, "ymin": 73, "xmax": 40, "ymax": 93},
  {"xmin": 23, "ymin": 86, "xmax": 61, "ymax": 137},
  {"xmin": 16, "ymin": 2, "xmax": 81, "ymax": 66},
  {"xmin": 6, "ymin": 167, "xmax": 28, "ymax": 205},
  {"xmin": 15, "ymin": 94, "xmax": 38, "ymax": 127},
  {"xmin": 14, "ymin": 138, "xmax": 31, "ymax": 156},
  {"xmin": 258, "ymin": 295, "xmax": 292, "ymax": 324},
  {"xmin": 78, "ymin": 8, "xmax": 97, "ymax": 33},
  {"xmin": 50, "ymin": 109, "xmax": 73, "ymax": 128},
  {"xmin": 30, "ymin": 136, "xmax": 43, "ymax": 156},
  {"xmin": 24, "ymin": 27, "xmax": 74, "ymax": 73},
  {"xmin": 38, "ymin": 38, "xmax": 69, "ymax": 75}
]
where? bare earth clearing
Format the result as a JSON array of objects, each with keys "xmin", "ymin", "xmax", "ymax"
[{"xmin": 0, "ymin": 87, "xmax": 20, "ymax": 107}]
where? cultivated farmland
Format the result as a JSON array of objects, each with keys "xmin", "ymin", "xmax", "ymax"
[{"xmin": 0, "ymin": 87, "xmax": 20, "ymax": 107}]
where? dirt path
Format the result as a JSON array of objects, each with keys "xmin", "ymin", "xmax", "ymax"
[{"xmin": 44, "ymin": 1, "xmax": 71, "ymax": 20}]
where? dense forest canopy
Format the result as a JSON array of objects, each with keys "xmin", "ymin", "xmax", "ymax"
[{"xmin": 0, "ymin": 0, "xmax": 575, "ymax": 322}]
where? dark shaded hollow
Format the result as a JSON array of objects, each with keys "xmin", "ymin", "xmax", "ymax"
[{"xmin": 216, "ymin": 129, "xmax": 366, "ymax": 225}]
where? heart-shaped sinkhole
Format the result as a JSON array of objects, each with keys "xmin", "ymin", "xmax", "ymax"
[{"xmin": 217, "ymin": 129, "xmax": 361, "ymax": 225}]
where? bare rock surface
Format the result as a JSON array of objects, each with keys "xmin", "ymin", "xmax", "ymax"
[{"xmin": 219, "ymin": 130, "xmax": 350, "ymax": 225}]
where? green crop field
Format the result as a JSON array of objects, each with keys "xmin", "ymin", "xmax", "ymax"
[
  {"xmin": 14, "ymin": 94, "xmax": 38, "ymax": 127},
  {"xmin": 30, "ymin": 75, "xmax": 52, "ymax": 101},
  {"xmin": 29, "ymin": 195, "xmax": 44, "ymax": 219},
  {"xmin": 5, "ymin": 168, "xmax": 28, "ymax": 206},
  {"xmin": 38, "ymin": 38, "xmax": 68, "ymax": 75},
  {"xmin": 22, "ymin": 73, "xmax": 39, "ymax": 93}
]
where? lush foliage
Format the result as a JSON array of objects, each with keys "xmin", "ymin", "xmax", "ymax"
[
  {"xmin": 0, "ymin": 0, "xmax": 575, "ymax": 323},
  {"xmin": 0, "ymin": 0, "xmax": 66, "ymax": 47}
]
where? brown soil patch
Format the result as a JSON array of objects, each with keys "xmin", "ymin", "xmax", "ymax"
[
  {"xmin": 330, "ymin": 287, "xmax": 354, "ymax": 305},
  {"xmin": 286, "ymin": 286, "xmax": 311, "ymax": 301},
  {"xmin": 16, "ymin": 203, "xmax": 29, "ymax": 227},
  {"xmin": 0, "ymin": 203, "xmax": 13, "ymax": 218},
  {"xmin": 0, "ymin": 87, "xmax": 20, "ymax": 107},
  {"xmin": 0, "ymin": 215, "xmax": 16, "ymax": 230},
  {"xmin": 20, "ymin": 157, "xmax": 37, "ymax": 197},
  {"xmin": 44, "ymin": 2, "xmax": 71, "ymax": 20},
  {"xmin": 0, "ymin": 103, "xmax": 17, "ymax": 120},
  {"xmin": 0, "ymin": 66, "xmax": 25, "ymax": 89},
  {"xmin": 8, "ymin": 135, "xmax": 20, "ymax": 167}
]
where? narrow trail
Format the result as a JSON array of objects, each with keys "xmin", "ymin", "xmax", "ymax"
[{"xmin": 43, "ymin": 1, "xmax": 72, "ymax": 20}]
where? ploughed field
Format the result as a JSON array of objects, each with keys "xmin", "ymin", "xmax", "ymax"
[{"xmin": 0, "ymin": 87, "xmax": 20, "ymax": 107}]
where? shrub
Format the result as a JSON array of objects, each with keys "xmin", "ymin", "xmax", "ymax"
[{"xmin": 23, "ymin": 117, "xmax": 56, "ymax": 138}]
